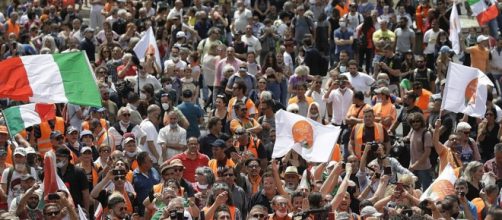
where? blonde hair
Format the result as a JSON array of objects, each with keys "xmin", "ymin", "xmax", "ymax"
[
  {"xmin": 294, "ymin": 65, "xmax": 310, "ymax": 76},
  {"xmin": 463, "ymin": 161, "xmax": 483, "ymax": 183}
]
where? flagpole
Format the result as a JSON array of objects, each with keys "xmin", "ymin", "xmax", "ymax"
[{"xmin": 1, "ymin": 109, "xmax": 18, "ymax": 165}]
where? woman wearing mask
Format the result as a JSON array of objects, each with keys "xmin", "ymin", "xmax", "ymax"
[
  {"xmin": 307, "ymin": 102, "xmax": 323, "ymax": 123},
  {"xmin": 161, "ymin": 92, "xmax": 189, "ymax": 129},
  {"xmin": 122, "ymin": 134, "xmax": 139, "ymax": 171},
  {"xmin": 193, "ymin": 166, "xmax": 215, "ymax": 209}
]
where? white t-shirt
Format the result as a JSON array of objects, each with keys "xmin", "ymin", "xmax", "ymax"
[
  {"xmin": 139, "ymin": 119, "xmax": 162, "ymax": 164},
  {"xmin": 241, "ymin": 35, "xmax": 262, "ymax": 54},
  {"xmin": 124, "ymin": 74, "xmax": 162, "ymax": 93},
  {"xmin": 108, "ymin": 123, "xmax": 146, "ymax": 148},
  {"xmin": 325, "ymin": 89, "xmax": 354, "ymax": 125},
  {"xmin": 423, "ymin": 29, "xmax": 443, "ymax": 54},
  {"xmin": 342, "ymin": 72, "xmax": 375, "ymax": 101},
  {"xmin": 1, "ymin": 167, "xmax": 38, "ymax": 205},
  {"xmin": 234, "ymin": 9, "xmax": 253, "ymax": 33}
]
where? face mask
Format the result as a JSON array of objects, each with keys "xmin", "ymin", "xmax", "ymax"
[
  {"xmin": 126, "ymin": 151, "xmax": 137, "ymax": 157},
  {"xmin": 170, "ymin": 123, "xmax": 178, "ymax": 129},
  {"xmin": 140, "ymin": 92, "xmax": 147, "ymax": 100},
  {"xmin": 310, "ymin": 113, "xmax": 319, "ymax": 118},
  {"xmin": 14, "ymin": 163, "xmax": 26, "ymax": 172},
  {"xmin": 120, "ymin": 120, "xmax": 130, "ymax": 126},
  {"xmin": 197, "ymin": 183, "xmax": 209, "ymax": 189},
  {"xmin": 276, "ymin": 210, "xmax": 288, "ymax": 218},
  {"xmin": 164, "ymin": 84, "xmax": 173, "ymax": 91},
  {"xmin": 162, "ymin": 103, "xmax": 170, "ymax": 110},
  {"xmin": 440, "ymin": 39, "xmax": 447, "ymax": 43},
  {"xmin": 339, "ymin": 87, "xmax": 347, "ymax": 92},
  {"xmin": 340, "ymin": 66, "xmax": 347, "ymax": 73},
  {"xmin": 56, "ymin": 160, "xmax": 67, "ymax": 168}
]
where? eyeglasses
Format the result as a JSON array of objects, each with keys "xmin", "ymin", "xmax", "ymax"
[
  {"xmin": 45, "ymin": 211, "xmax": 60, "ymax": 216},
  {"xmin": 114, "ymin": 175, "xmax": 126, "ymax": 181},
  {"xmin": 223, "ymin": 173, "xmax": 234, "ymax": 177},
  {"xmin": 122, "ymin": 113, "xmax": 131, "ymax": 117},
  {"xmin": 277, "ymin": 202, "xmax": 288, "ymax": 207}
]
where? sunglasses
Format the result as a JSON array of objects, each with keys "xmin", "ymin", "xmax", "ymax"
[
  {"xmin": 122, "ymin": 113, "xmax": 131, "ymax": 117},
  {"xmin": 45, "ymin": 211, "xmax": 60, "ymax": 216},
  {"xmin": 223, "ymin": 173, "xmax": 234, "ymax": 177},
  {"xmin": 114, "ymin": 175, "xmax": 126, "ymax": 181},
  {"xmin": 252, "ymin": 214, "xmax": 266, "ymax": 218}
]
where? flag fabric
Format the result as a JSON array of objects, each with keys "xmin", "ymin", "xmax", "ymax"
[
  {"xmin": 467, "ymin": 0, "xmax": 499, "ymax": 25},
  {"xmin": 420, "ymin": 164, "xmax": 457, "ymax": 201},
  {"xmin": 133, "ymin": 27, "xmax": 161, "ymax": 68},
  {"xmin": 43, "ymin": 150, "xmax": 72, "ymax": 200},
  {"xmin": 0, "ymin": 52, "xmax": 102, "ymax": 107},
  {"xmin": 441, "ymin": 62, "xmax": 494, "ymax": 118},
  {"xmin": 2, "ymin": 103, "xmax": 55, "ymax": 137},
  {"xmin": 272, "ymin": 110, "xmax": 341, "ymax": 162},
  {"xmin": 78, "ymin": 205, "xmax": 89, "ymax": 220},
  {"xmin": 449, "ymin": 2, "xmax": 461, "ymax": 54},
  {"xmin": 94, "ymin": 203, "xmax": 104, "ymax": 220}
]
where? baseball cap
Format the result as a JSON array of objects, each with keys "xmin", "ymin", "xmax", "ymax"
[
  {"xmin": 123, "ymin": 137, "xmax": 135, "ymax": 144},
  {"xmin": 67, "ymin": 126, "xmax": 78, "ymax": 134},
  {"xmin": 284, "ymin": 166, "xmax": 299, "ymax": 175},
  {"xmin": 80, "ymin": 130, "xmax": 93, "ymax": 139},
  {"xmin": 361, "ymin": 206, "xmax": 383, "ymax": 217},
  {"xmin": 440, "ymin": 45, "xmax": 453, "ymax": 54},
  {"xmin": 25, "ymin": 147, "xmax": 36, "ymax": 155},
  {"xmin": 80, "ymin": 146, "xmax": 93, "ymax": 154},
  {"xmin": 90, "ymin": 107, "xmax": 106, "ymax": 113},
  {"xmin": 0, "ymin": 126, "xmax": 7, "ymax": 134},
  {"xmin": 210, "ymin": 139, "xmax": 226, "ymax": 148},
  {"xmin": 168, "ymin": 159, "xmax": 184, "ymax": 168},
  {"xmin": 477, "ymin": 35, "xmax": 489, "ymax": 43},
  {"xmin": 375, "ymin": 87, "xmax": 390, "ymax": 96},
  {"xmin": 176, "ymin": 31, "xmax": 186, "ymax": 39},
  {"xmin": 84, "ymin": 27, "xmax": 95, "ymax": 34},
  {"xmin": 50, "ymin": 131, "xmax": 63, "ymax": 139},
  {"xmin": 14, "ymin": 147, "xmax": 27, "ymax": 157},
  {"xmin": 182, "ymin": 89, "xmax": 193, "ymax": 98}
]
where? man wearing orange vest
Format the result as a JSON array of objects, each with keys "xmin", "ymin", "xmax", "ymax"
[
  {"xmin": 208, "ymin": 139, "xmax": 235, "ymax": 175},
  {"xmin": 372, "ymin": 87, "xmax": 397, "ymax": 130},
  {"xmin": 34, "ymin": 116, "xmax": 65, "ymax": 156},
  {"xmin": 412, "ymin": 81, "xmax": 432, "ymax": 116},
  {"xmin": 89, "ymin": 118, "xmax": 110, "ymax": 148},
  {"xmin": 234, "ymin": 127, "xmax": 268, "ymax": 168},
  {"xmin": 349, "ymin": 108, "xmax": 390, "ymax": 159},
  {"xmin": 4, "ymin": 12, "xmax": 20, "ymax": 38},
  {"xmin": 82, "ymin": 107, "xmax": 109, "ymax": 131}
]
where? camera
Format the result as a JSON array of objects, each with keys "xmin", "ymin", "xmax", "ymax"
[
  {"xmin": 113, "ymin": 169, "xmax": 126, "ymax": 176},
  {"xmin": 48, "ymin": 193, "xmax": 60, "ymax": 201},
  {"xmin": 169, "ymin": 210, "xmax": 184, "ymax": 220},
  {"xmin": 369, "ymin": 141, "xmax": 379, "ymax": 151}
]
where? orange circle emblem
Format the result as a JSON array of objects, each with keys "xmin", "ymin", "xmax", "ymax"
[
  {"xmin": 292, "ymin": 120, "xmax": 314, "ymax": 149},
  {"xmin": 429, "ymin": 180, "xmax": 455, "ymax": 200},
  {"xmin": 465, "ymin": 78, "xmax": 478, "ymax": 105}
]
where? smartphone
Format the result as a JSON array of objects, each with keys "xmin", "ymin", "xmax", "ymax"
[
  {"xmin": 113, "ymin": 169, "xmax": 126, "ymax": 176},
  {"xmin": 48, "ymin": 193, "xmax": 60, "ymax": 201},
  {"xmin": 384, "ymin": 166, "xmax": 392, "ymax": 175},
  {"xmin": 341, "ymin": 162, "xmax": 346, "ymax": 169},
  {"xmin": 395, "ymin": 183, "xmax": 403, "ymax": 192},
  {"xmin": 374, "ymin": 172, "xmax": 381, "ymax": 179}
]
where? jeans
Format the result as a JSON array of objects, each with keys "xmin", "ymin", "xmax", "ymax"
[{"xmin": 413, "ymin": 169, "xmax": 433, "ymax": 191}]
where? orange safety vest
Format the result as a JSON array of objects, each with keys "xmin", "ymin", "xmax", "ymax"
[
  {"xmin": 81, "ymin": 118, "xmax": 108, "ymax": 131},
  {"xmin": 208, "ymin": 159, "xmax": 235, "ymax": 176},
  {"xmin": 373, "ymin": 102, "xmax": 395, "ymax": 124},
  {"xmin": 202, "ymin": 205, "xmax": 236, "ymax": 220},
  {"xmin": 4, "ymin": 144, "xmax": 13, "ymax": 166},
  {"xmin": 471, "ymin": 198, "xmax": 485, "ymax": 220},
  {"xmin": 37, "ymin": 117, "xmax": 65, "ymax": 155},
  {"xmin": 353, "ymin": 123, "xmax": 384, "ymax": 158},
  {"xmin": 76, "ymin": 163, "xmax": 99, "ymax": 187},
  {"xmin": 6, "ymin": 19, "xmax": 20, "ymax": 37},
  {"xmin": 95, "ymin": 129, "xmax": 108, "ymax": 148},
  {"xmin": 246, "ymin": 136, "xmax": 260, "ymax": 158}
]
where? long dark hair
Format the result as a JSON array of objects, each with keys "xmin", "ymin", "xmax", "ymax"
[{"xmin": 361, "ymin": 15, "xmax": 374, "ymax": 33}]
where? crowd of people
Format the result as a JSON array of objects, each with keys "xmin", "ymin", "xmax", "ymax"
[{"xmin": 2, "ymin": 0, "xmax": 502, "ymax": 219}]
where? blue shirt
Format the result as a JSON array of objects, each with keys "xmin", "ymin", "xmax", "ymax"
[
  {"xmin": 177, "ymin": 102, "xmax": 204, "ymax": 138},
  {"xmin": 132, "ymin": 168, "xmax": 160, "ymax": 206},
  {"xmin": 334, "ymin": 28, "xmax": 354, "ymax": 55}
]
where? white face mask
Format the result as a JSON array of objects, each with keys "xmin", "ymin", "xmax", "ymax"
[
  {"xmin": 120, "ymin": 120, "xmax": 130, "ymax": 127},
  {"xmin": 125, "ymin": 151, "xmax": 137, "ymax": 157},
  {"xmin": 56, "ymin": 160, "xmax": 67, "ymax": 168},
  {"xmin": 140, "ymin": 92, "xmax": 147, "ymax": 100},
  {"xmin": 197, "ymin": 183, "xmax": 209, "ymax": 189},
  {"xmin": 14, "ymin": 163, "xmax": 26, "ymax": 172},
  {"xmin": 276, "ymin": 210, "xmax": 288, "ymax": 218},
  {"xmin": 310, "ymin": 113, "xmax": 319, "ymax": 118},
  {"xmin": 164, "ymin": 84, "xmax": 173, "ymax": 91},
  {"xmin": 170, "ymin": 123, "xmax": 178, "ymax": 129},
  {"xmin": 162, "ymin": 103, "xmax": 170, "ymax": 110},
  {"xmin": 340, "ymin": 65, "xmax": 347, "ymax": 73}
]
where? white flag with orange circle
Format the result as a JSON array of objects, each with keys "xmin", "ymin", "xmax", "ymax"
[
  {"xmin": 272, "ymin": 110, "xmax": 341, "ymax": 162},
  {"xmin": 441, "ymin": 62, "xmax": 493, "ymax": 118}
]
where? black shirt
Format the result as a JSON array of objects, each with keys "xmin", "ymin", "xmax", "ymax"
[
  {"xmin": 380, "ymin": 54, "xmax": 402, "ymax": 85},
  {"xmin": 199, "ymin": 133, "xmax": 218, "ymax": 158},
  {"xmin": 248, "ymin": 190, "xmax": 276, "ymax": 214},
  {"xmin": 58, "ymin": 164, "xmax": 89, "ymax": 207}
]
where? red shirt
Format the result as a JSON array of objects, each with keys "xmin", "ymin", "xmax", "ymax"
[
  {"xmin": 170, "ymin": 152, "xmax": 210, "ymax": 183},
  {"xmin": 116, "ymin": 64, "xmax": 138, "ymax": 79}
]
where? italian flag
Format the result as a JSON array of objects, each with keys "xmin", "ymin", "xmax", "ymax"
[
  {"xmin": 468, "ymin": 0, "xmax": 499, "ymax": 25},
  {"xmin": 2, "ymin": 103, "xmax": 55, "ymax": 137},
  {"xmin": 0, "ymin": 52, "xmax": 102, "ymax": 107}
]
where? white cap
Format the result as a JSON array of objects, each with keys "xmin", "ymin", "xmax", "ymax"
[
  {"xmin": 477, "ymin": 35, "xmax": 489, "ymax": 43},
  {"xmin": 176, "ymin": 31, "xmax": 186, "ymax": 39}
]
